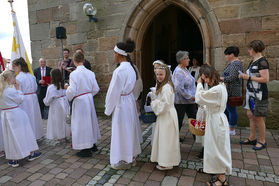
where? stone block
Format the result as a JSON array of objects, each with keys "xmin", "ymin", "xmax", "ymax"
[
  {"xmin": 69, "ymin": 2, "xmax": 88, "ymax": 21},
  {"xmin": 41, "ymin": 39, "xmax": 57, "ymax": 49},
  {"xmin": 246, "ymin": 31, "xmax": 279, "ymax": 46},
  {"xmin": 219, "ymin": 18, "xmax": 261, "ymax": 34},
  {"xmin": 77, "ymin": 21, "xmax": 95, "ymax": 33},
  {"xmin": 104, "ymin": 29, "xmax": 121, "ymax": 37},
  {"xmin": 29, "ymin": 11, "xmax": 37, "ymax": 25},
  {"xmin": 207, "ymin": 0, "xmax": 225, "ymax": 7},
  {"xmin": 49, "ymin": 21, "xmax": 60, "ymax": 38},
  {"xmin": 42, "ymin": 47, "xmax": 61, "ymax": 59},
  {"xmin": 262, "ymin": 15, "xmax": 279, "ymax": 31},
  {"xmin": 240, "ymin": 0, "xmax": 279, "ymax": 18},
  {"xmin": 97, "ymin": 14, "xmax": 125, "ymax": 30},
  {"xmin": 31, "ymin": 41, "xmax": 42, "ymax": 60},
  {"xmin": 61, "ymin": 22, "xmax": 77, "ymax": 34},
  {"xmin": 67, "ymin": 33, "xmax": 87, "ymax": 45},
  {"xmin": 98, "ymin": 36, "xmax": 119, "ymax": 51},
  {"xmin": 53, "ymin": 5, "xmax": 70, "ymax": 22},
  {"xmin": 214, "ymin": 5, "xmax": 240, "ymax": 19},
  {"xmin": 266, "ymin": 46, "xmax": 279, "ymax": 58},
  {"xmin": 35, "ymin": 0, "xmax": 58, "ymax": 11},
  {"xmin": 88, "ymin": 29, "xmax": 104, "ymax": 39},
  {"xmin": 36, "ymin": 8, "xmax": 53, "ymax": 23},
  {"xmin": 30, "ymin": 23, "xmax": 50, "ymax": 41},
  {"xmin": 97, "ymin": 1, "xmax": 132, "ymax": 17},
  {"xmin": 222, "ymin": 33, "xmax": 245, "ymax": 47}
]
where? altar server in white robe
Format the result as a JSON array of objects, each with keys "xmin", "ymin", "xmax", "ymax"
[
  {"xmin": 0, "ymin": 110, "xmax": 4, "ymax": 157},
  {"xmin": 150, "ymin": 64, "xmax": 180, "ymax": 170},
  {"xmin": 0, "ymin": 70, "xmax": 41, "ymax": 167},
  {"xmin": 12, "ymin": 58, "xmax": 44, "ymax": 139},
  {"xmin": 195, "ymin": 65, "xmax": 231, "ymax": 186},
  {"xmin": 44, "ymin": 69, "xmax": 70, "ymax": 141},
  {"xmin": 66, "ymin": 52, "xmax": 101, "ymax": 157},
  {"xmin": 105, "ymin": 39, "xmax": 142, "ymax": 170}
]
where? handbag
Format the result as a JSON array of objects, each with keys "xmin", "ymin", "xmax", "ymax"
[
  {"xmin": 140, "ymin": 93, "xmax": 157, "ymax": 124},
  {"xmin": 249, "ymin": 81, "xmax": 268, "ymax": 117},
  {"xmin": 229, "ymin": 96, "xmax": 243, "ymax": 107},
  {"xmin": 228, "ymin": 80, "xmax": 244, "ymax": 107}
]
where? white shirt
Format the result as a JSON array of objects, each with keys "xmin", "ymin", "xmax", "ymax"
[{"xmin": 41, "ymin": 67, "xmax": 46, "ymax": 78}]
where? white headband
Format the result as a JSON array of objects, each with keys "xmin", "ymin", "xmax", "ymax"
[
  {"xmin": 114, "ymin": 46, "xmax": 127, "ymax": 56},
  {"xmin": 152, "ymin": 60, "xmax": 164, "ymax": 66}
]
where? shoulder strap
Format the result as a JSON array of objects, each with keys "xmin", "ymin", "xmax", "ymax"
[{"xmin": 249, "ymin": 81, "xmax": 259, "ymax": 100}]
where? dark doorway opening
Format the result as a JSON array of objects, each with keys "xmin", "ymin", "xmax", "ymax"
[{"xmin": 141, "ymin": 5, "xmax": 203, "ymax": 96}]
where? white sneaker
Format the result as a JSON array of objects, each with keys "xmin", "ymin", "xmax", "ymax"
[
  {"xmin": 111, "ymin": 161, "xmax": 131, "ymax": 170},
  {"xmin": 230, "ymin": 129, "xmax": 236, "ymax": 136}
]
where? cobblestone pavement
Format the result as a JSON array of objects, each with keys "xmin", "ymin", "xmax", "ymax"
[{"xmin": 0, "ymin": 117, "xmax": 279, "ymax": 186}]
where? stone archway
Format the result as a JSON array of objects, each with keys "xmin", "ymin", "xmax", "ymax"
[
  {"xmin": 121, "ymin": 0, "xmax": 222, "ymax": 69},
  {"xmin": 121, "ymin": 0, "xmax": 222, "ymax": 95}
]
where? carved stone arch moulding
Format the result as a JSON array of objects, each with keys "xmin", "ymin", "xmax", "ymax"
[{"xmin": 120, "ymin": 0, "xmax": 222, "ymax": 69}]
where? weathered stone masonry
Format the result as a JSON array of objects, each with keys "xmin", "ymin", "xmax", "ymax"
[{"xmin": 28, "ymin": 0, "xmax": 279, "ymax": 111}]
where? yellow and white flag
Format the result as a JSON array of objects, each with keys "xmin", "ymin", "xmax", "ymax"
[{"xmin": 10, "ymin": 10, "xmax": 33, "ymax": 75}]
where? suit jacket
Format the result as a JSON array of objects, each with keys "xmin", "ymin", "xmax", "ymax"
[{"xmin": 33, "ymin": 66, "xmax": 52, "ymax": 98}]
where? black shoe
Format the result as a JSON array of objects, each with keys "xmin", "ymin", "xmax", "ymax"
[
  {"xmin": 76, "ymin": 149, "xmax": 92, "ymax": 157},
  {"xmin": 198, "ymin": 148, "xmax": 204, "ymax": 159},
  {"xmin": 240, "ymin": 138, "xmax": 257, "ymax": 145},
  {"xmin": 91, "ymin": 144, "xmax": 98, "ymax": 152}
]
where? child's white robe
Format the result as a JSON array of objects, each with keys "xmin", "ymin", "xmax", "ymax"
[
  {"xmin": 66, "ymin": 65, "xmax": 101, "ymax": 150},
  {"xmin": 16, "ymin": 72, "xmax": 44, "ymax": 139},
  {"xmin": 0, "ymin": 111, "xmax": 4, "ymax": 152},
  {"xmin": 44, "ymin": 85, "xmax": 70, "ymax": 140},
  {"xmin": 105, "ymin": 62, "xmax": 142, "ymax": 164},
  {"xmin": 0, "ymin": 87, "xmax": 38, "ymax": 160},
  {"xmin": 151, "ymin": 84, "xmax": 181, "ymax": 167},
  {"xmin": 195, "ymin": 83, "xmax": 232, "ymax": 174}
]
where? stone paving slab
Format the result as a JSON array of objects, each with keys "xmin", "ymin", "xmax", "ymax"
[{"xmin": 0, "ymin": 117, "xmax": 278, "ymax": 185}]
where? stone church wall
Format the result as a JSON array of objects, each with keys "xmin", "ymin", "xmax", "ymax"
[{"xmin": 28, "ymin": 0, "xmax": 279, "ymax": 111}]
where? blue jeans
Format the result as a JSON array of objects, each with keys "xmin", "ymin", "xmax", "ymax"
[{"xmin": 225, "ymin": 100, "xmax": 238, "ymax": 128}]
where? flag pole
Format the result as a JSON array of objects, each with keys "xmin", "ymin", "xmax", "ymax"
[{"xmin": 8, "ymin": 0, "xmax": 14, "ymax": 11}]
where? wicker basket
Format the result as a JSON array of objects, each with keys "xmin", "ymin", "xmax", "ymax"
[{"xmin": 188, "ymin": 118, "xmax": 205, "ymax": 136}]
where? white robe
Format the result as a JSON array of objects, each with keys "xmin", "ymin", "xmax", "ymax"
[
  {"xmin": 66, "ymin": 65, "xmax": 101, "ymax": 150},
  {"xmin": 105, "ymin": 62, "xmax": 142, "ymax": 164},
  {"xmin": 16, "ymin": 72, "xmax": 44, "ymax": 139},
  {"xmin": 151, "ymin": 84, "xmax": 181, "ymax": 167},
  {"xmin": 0, "ymin": 111, "xmax": 4, "ymax": 152},
  {"xmin": 0, "ymin": 86, "xmax": 38, "ymax": 160},
  {"xmin": 195, "ymin": 83, "xmax": 232, "ymax": 174},
  {"xmin": 43, "ymin": 85, "xmax": 70, "ymax": 140}
]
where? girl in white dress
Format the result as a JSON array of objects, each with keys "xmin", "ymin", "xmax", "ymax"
[
  {"xmin": 0, "ymin": 70, "xmax": 41, "ymax": 167},
  {"xmin": 105, "ymin": 39, "xmax": 142, "ymax": 170},
  {"xmin": 0, "ymin": 111, "xmax": 4, "ymax": 157},
  {"xmin": 195, "ymin": 66, "xmax": 231, "ymax": 186},
  {"xmin": 44, "ymin": 69, "xmax": 70, "ymax": 141},
  {"xmin": 66, "ymin": 52, "xmax": 101, "ymax": 157},
  {"xmin": 12, "ymin": 58, "xmax": 44, "ymax": 139},
  {"xmin": 150, "ymin": 64, "xmax": 180, "ymax": 170}
]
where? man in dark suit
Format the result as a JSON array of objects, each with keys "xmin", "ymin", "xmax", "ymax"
[
  {"xmin": 33, "ymin": 58, "xmax": 52, "ymax": 119},
  {"xmin": 70, "ymin": 48, "xmax": 92, "ymax": 70}
]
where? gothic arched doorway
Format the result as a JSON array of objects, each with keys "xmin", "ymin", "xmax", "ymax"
[
  {"xmin": 121, "ymin": 0, "xmax": 222, "ymax": 97},
  {"xmin": 141, "ymin": 5, "xmax": 203, "ymax": 95}
]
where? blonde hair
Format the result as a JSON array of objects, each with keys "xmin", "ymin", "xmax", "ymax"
[
  {"xmin": 0, "ymin": 70, "xmax": 16, "ymax": 96},
  {"xmin": 155, "ymin": 64, "xmax": 175, "ymax": 95}
]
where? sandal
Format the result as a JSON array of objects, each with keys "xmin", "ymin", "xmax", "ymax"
[
  {"xmin": 240, "ymin": 138, "xmax": 257, "ymax": 145},
  {"xmin": 253, "ymin": 141, "xmax": 267, "ymax": 150},
  {"xmin": 206, "ymin": 176, "xmax": 228, "ymax": 186}
]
